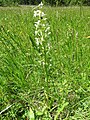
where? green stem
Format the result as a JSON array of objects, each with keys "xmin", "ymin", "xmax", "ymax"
[{"xmin": 44, "ymin": 46, "xmax": 49, "ymax": 89}]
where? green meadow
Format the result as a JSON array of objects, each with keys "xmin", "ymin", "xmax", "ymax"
[{"xmin": 0, "ymin": 6, "xmax": 90, "ymax": 119}]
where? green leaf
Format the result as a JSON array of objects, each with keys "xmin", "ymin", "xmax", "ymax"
[
  {"xmin": 36, "ymin": 111, "xmax": 43, "ymax": 116},
  {"xmin": 54, "ymin": 102, "xmax": 69, "ymax": 120},
  {"xmin": 28, "ymin": 108, "xmax": 35, "ymax": 120}
]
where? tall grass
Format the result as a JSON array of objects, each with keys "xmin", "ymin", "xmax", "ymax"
[{"xmin": 0, "ymin": 6, "xmax": 90, "ymax": 119}]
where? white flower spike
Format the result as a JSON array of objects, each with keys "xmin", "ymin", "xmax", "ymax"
[{"xmin": 33, "ymin": 1, "xmax": 51, "ymax": 47}]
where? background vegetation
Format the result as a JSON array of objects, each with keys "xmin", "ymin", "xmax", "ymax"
[
  {"xmin": 0, "ymin": 0, "xmax": 90, "ymax": 6},
  {"xmin": 0, "ymin": 5, "xmax": 90, "ymax": 119}
]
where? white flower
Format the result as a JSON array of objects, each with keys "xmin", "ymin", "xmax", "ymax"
[
  {"xmin": 39, "ymin": 2, "xmax": 43, "ymax": 8},
  {"xmin": 42, "ymin": 24, "xmax": 45, "ymax": 27},
  {"xmin": 41, "ymin": 35, "xmax": 44, "ymax": 42},
  {"xmin": 35, "ymin": 38, "xmax": 39, "ymax": 45},
  {"xmin": 35, "ymin": 20, "xmax": 40, "ymax": 25},
  {"xmin": 47, "ymin": 43, "xmax": 51, "ymax": 50},
  {"xmin": 34, "ymin": 10, "xmax": 37, "ymax": 17},
  {"xmin": 35, "ymin": 24, "xmax": 39, "ymax": 29},
  {"xmin": 43, "ymin": 18, "xmax": 47, "ymax": 21},
  {"xmin": 34, "ymin": 10, "xmax": 45, "ymax": 18},
  {"xmin": 34, "ymin": 10, "xmax": 41, "ymax": 17},
  {"xmin": 48, "ymin": 32, "xmax": 51, "ymax": 35},
  {"xmin": 34, "ymin": 20, "xmax": 40, "ymax": 28},
  {"xmin": 32, "ymin": 2, "xmax": 43, "ymax": 11},
  {"xmin": 45, "ymin": 27, "xmax": 50, "ymax": 32},
  {"xmin": 35, "ymin": 31, "xmax": 38, "ymax": 35},
  {"xmin": 41, "ymin": 12, "xmax": 46, "ymax": 17}
]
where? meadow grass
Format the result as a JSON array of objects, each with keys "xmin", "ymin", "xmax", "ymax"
[{"xmin": 0, "ymin": 6, "xmax": 90, "ymax": 119}]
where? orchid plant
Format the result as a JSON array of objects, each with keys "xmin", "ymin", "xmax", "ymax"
[{"xmin": 33, "ymin": 2, "xmax": 51, "ymax": 84}]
